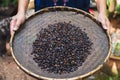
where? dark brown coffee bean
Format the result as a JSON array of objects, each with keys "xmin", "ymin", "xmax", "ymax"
[{"xmin": 31, "ymin": 22, "xmax": 93, "ymax": 74}]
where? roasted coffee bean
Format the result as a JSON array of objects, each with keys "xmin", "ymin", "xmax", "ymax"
[{"xmin": 31, "ymin": 22, "xmax": 93, "ymax": 74}]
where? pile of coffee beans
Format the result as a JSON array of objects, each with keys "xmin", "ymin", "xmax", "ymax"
[{"xmin": 31, "ymin": 22, "xmax": 93, "ymax": 74}]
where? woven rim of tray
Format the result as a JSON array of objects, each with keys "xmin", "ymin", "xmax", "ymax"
[{"xmin": 10, "ymin": 6, "xmax": 112, "ymax": 80}]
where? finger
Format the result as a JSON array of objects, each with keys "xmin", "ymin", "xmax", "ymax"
[
  {"xmin": 13, "ymin": 20, "xmax": 21, "ymax": 31},
  {"xmin": 10, "ymin": 19, "xmax": 17, "ymax": 35},
  {"xmin": 101, "ymin": 21, "xmax": 108, "ymax": 30},
  {"xmin": 102, "ymin": 24, "xmax": 108, "ymax": 30},
  {"xmin": 102, "ymin": 18, "xmax": 108, "ymax": 30}
]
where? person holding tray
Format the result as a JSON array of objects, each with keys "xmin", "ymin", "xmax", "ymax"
[{"xmin": 10, "ymin": 0, "xmax": 112, "ymax": 35}]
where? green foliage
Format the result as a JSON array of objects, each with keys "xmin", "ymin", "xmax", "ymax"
[
  {"xmin": 113, "ymin": 42, "xmax": 120, "ymax": 56},
  {"xmin": 108, "ymin": 76, "xmax": 119, "ymax": 80},
  {"xmin": 107, "ymin": 0, "xmax": 110, "ymax": 7},
  {"xmin": 109, "ymin": 77, "xmax": 113, "ymax": 80},
  {"xmin": 93, "ymin": 69, "xmax": 120, "ymax": 80},
  {"xmin": 116, "ymin": 5, "xmax": 120, "ymax": 14},
  {"xmin": 94, "ymin": 72, "xmax": 109, "ymax": 80},
  {"xmin": 0, "ymin": 0, "xmax": 18, "ymax": 7}
]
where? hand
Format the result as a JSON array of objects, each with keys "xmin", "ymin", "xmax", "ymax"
[
  {"xmin": 97, "ymin": 13, "xmax": 111, "ymax": 30},
  {"xmin": 97, "ymin": 13, "xmax": 116, "ymax": 34},
  {"xmin": 10, "ymin": 13, "xmax": 26, "ymax": 35}
]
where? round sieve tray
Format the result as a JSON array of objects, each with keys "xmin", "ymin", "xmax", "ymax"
[{"xmin": 10, "ymin": 6, "xmax": 111, "ymax": 80}]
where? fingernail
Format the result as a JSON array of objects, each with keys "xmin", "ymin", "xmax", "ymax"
[
  {"xmin": 13, "ymin": 27, "xmax": 17, "ymax": 30},
  {"xmin": 104, "ymin": 27, "xmax": 107, "ymax": 29},
  {"xmin": 103, "ymin": 26, "xmax": 108, "ymax": 30}
]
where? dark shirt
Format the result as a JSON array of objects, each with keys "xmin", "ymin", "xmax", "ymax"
[{"xmin": 34, "ymin": 0, "xmax": 90, "ymax": 12}]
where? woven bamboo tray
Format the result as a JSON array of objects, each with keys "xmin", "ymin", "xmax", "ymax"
[{"xmin": 10, "ymin": 6, "xmax": 111, "ymax": 80}]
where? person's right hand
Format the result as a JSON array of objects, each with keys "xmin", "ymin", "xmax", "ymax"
[{"xmin": 10, "ymin": 13, "xmax": 26, "ymax": 35}]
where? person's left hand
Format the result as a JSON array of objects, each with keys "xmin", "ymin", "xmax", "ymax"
[
  {"xmin": 97, "ymin": 13, "xmax": 115, "ymax": 34},
  {"xmin": 97, "ymin": 13, "xmax": 111, "ymax": 30}
]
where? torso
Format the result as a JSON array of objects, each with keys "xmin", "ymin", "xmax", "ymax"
[{"xmin": 34, "ymin": 0, "xmax": 90, "ymax": 12}]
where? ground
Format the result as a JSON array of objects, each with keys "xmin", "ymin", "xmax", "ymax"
[{"xmin": 0, "ymin": 56, "xmax": 39, "ymax": 80}]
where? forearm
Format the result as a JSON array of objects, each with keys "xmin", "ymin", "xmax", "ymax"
[
  {"xmin": 95, "ymin": 0, "xmax": 112, "ymax": 30},
  {"xmin": 18, "ymin": 0, "xmax": 30, "ymax": 14},
  {"xmin": 95, "ymin": 0, "xmax": 106, "ymax": 15}
]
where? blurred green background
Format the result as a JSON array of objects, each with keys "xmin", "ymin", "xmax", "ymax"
[{"xmin": 0, "ymin": 0, "xmax": 18, "ymax": 7}]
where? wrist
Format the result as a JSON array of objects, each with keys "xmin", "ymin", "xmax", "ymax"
[
  {"xmin": 99, "ymin": 11, "xmax": 106, "ymax": 15},
  {"xmin": 17, "ymin": 11, "xmax": 26, "ymax": 16},
  {"xmin": 96, "ymin": 0, "xmax": 107, "ymax": 17},
  {"xmin": 98, "ymin": 12, "xmax": 106, "ymax": 17}
]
